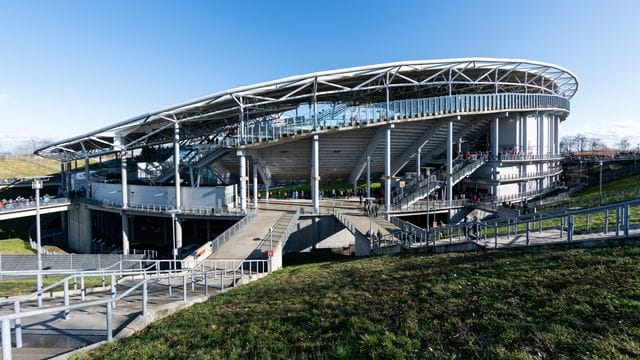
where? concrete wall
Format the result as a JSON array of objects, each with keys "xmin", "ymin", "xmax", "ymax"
[
  {"xmin": 90, "ymin": 182, "xmax": 234, "ymax": 210},
  {"xmin": 67, "ymin": 204, "xmax": 92, "ymax": 253}
]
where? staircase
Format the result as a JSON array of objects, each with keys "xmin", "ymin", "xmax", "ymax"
[{"xmin": 392, "ymin": 155, "xmax": 487, "ymax": 208}]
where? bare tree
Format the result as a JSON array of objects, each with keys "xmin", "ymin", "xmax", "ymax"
[
  {"xmin": 14, "ymin": 138, "xmax": 52, "ymax": 155},
  {"xmin": 589, "ymin": 137, "xmax": 604, "ymax": 151},
  {"xmin": 617, "ymin": 138, "xmax": 630, "ymax": 151},
  {"xmin": 574, "ymin": 134, "xmax": 588, "ymax": 152}
]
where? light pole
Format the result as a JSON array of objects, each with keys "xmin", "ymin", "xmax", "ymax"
[
  {"xmin": 32, "ymin": 178, "xmax": 43, "ymax": 307},
  {"xmin": 599, "ymin": 161, "xmax": 603, "ymax": 206},
  {"xmin": 426, "ymin": 168, "xmax": 431, "ymax": 230},
  {"xmin": 170, "ymin": 211, "xmax": 177, "ymax": 270}
]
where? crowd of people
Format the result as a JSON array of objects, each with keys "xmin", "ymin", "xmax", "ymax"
[{"xmin": 0, "ymin": 194, "xmax": 51, "ymax": 210}]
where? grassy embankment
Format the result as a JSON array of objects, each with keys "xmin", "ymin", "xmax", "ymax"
[{"xmin": 78, "ymin": 246, "xmax": 640, "ymax": 359}]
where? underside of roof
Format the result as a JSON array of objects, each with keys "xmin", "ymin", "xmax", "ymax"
[{"xmin": 35, "ymin": 58, "xmax": 578, "ymax": 161}]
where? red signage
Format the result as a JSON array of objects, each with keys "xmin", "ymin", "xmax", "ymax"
[{"xmin": 268, "ymin": 249, "xmax": 273, "ymax": 257}]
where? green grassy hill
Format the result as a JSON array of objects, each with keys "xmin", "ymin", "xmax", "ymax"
[
  {"xmin": 78, "ymin": 246, "xmax": 640, "ymax": 359},
  {"xmin": 0, "ymin": 157, "xmax": 59, "ymax": 178}
]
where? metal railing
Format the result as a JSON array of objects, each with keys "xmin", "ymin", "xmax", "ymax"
[
  {"xmin": 497, "ymin": 169, "xmax": 563, "ymax": 182},
  {"xmin": 211, "ymin": 209, "xmax": 257, "ymax": 252},
  {"xmin": 0, "ymin": 197, "xmax": 69, "ymax": 214},
  {"xmin": 0, "ymin": 257, "xmax": 269, "ymax": 360},
  {"xmin": 238, "ymin": 93, "xmax": 569, "ymax": 145}
]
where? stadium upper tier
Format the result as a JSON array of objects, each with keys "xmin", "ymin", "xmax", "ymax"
[{"xmin": 35, "ymin": 58, "xmax": 578, "ymax": 161}]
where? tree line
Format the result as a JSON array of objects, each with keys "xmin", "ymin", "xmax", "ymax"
[{"xmin": 560, "ymin": 134, "xmax": 632, "ymax": 152}]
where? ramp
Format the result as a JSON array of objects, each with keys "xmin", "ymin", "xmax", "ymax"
[{"xmin": 207, "ymin": 210, "xmax": 285, "ymax": 260}]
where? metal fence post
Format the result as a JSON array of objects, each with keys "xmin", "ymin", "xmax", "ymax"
[
  {"xmin": 568, "ymin": 214, "xmax": 574, "ymax": 242},
  {"xmin": 142, "ymin": 281, "xmax": 148, "ymax": 317},
  {"xmin": 616, "ymin": 206, "xmax": 620, "ymax": 236},
  {"xmin": 221, "ymin": 272, "xmax": 224, "ymax": 291},
  {"xmin": 2, "ymin": 318, "xmax": 11, "ymax": 360},
  {"xmin": 494, "ymin": 222, "xmax": 498, "ymax": 248},
  {"xmin": 604, "ymin": 209, "xmax": 609, "ymax": 234},
  {"xmin": 110, "ymin": 274, "xmax": 116, "ymax": 309},
  {"xmin": 183, "ymin": 274, "xmax": 187, "ymax": 302},
  {"xmin": 204, "ymin": 271, "xmax": 208, "ymax": 296},
  {"xmin": 106, "ymin": 302, "xmax": 113, "ymax": 342},
  {"xmin": 624, "ymin": 204, "xmax": 630, "ymax": 237},
  {"xmin": 13, "ymin": 300, "xmax": 21, "ymax": 349},
  {"xmin": 63, "ymin": 279, "xmax": 70, "ymax": 320},
  {"xmin": 526, "ymin": 221, "xmax": 530, "ymax": 246},
  {"xmin": 80, "ymin": 275, "xmax": 86, "ymax": 300}
]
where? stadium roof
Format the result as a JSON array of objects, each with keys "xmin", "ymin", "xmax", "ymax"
[{"xmin": 35, "ymin": 57, "xmax": 578, "ymax": 161}]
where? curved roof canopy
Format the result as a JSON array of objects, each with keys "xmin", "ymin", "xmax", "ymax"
[{"xmin": 36, "ymin": 58, "xmax": 578, "ymax": 160}]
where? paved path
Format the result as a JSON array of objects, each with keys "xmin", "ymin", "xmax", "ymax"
[
  {"xmin": 0, "ymin": 274, "xmax": 236, "ymax": 359},
  {"xmin": 208, "ymin": 210, "xmax": 284, "ymax": 259}
]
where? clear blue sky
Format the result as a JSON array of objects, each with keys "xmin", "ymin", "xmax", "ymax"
[{"xmin": 0, "ymin": 0, "xmax": 638, "ymax": 151}]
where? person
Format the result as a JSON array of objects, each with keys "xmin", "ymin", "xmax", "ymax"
[{"xmin": 376, "ymin": 229, "xmax": 383, "ymax": 245}]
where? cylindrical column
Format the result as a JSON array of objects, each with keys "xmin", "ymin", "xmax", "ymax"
[
  {"xmin": 312, "ymin": 135, "xmax": 320, "ymax": 213},
  {"xmin": 238, "ymin": 150, "xmax": 246, "ymax": 212},
  {"xmin": 366, "ymin": 155, "xmax": 371, "ymax": 199},
  {"xmin": 384, "ymin": 125, "xmax": 391, "ymax": 219},
  {"xmin": 253, "ymin": 159, "xmax": 258, "ymax": 209},
  {"xmin": 446, "ymin": 119, "xmax": 453, "ymax": 203},
  {"xmin": 34, "ymin": 180, "xmax": 43, "ymax": 306},
  {"xmin": 175, "ymin": 217, "xmax": 183, "ymax": 251},
  {"xmin": 121, "ymin": 213, "xmax": 129, "ymax": 255},
  {"xmin": 491, "ymin": 117, "xmax": 499, "ymax": 196},
  {"xmin": 416, "ymin": 146, "xmax": 421, "ymax": 179},
  {"xmin": 174, "ymin": 122, "xmax": 181, "ymax": 211}
]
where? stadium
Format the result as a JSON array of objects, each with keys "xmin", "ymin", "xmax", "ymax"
[{"xmin": 32, "ymin": 57, "xmax": 578, "ymax": 257}]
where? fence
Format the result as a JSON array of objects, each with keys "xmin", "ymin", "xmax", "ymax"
[
  {"xmin": 0, "ymin": 258, "xmax": 269, "ymax": 360},
  {"xmin": 0, "ymin": 254, "xmax": 145, "ymax": 279}
]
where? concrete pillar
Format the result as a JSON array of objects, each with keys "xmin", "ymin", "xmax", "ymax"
[
  {"xmin": 312, "ymin": 135, "xmax": 320, "ymax": 213},
  {"xmin": 238, "ymin": 150, "xmax": 247, "ymax": 212},
  {"xmin": 384, "ymin": 125, "xmax": 392, "ymax": 219},
  {"xmin": 174, "ymin": 122, "xmax": 181, "ymax": 211},
  {"xmin": 446, "ymin": 118, "xmax": 453, "ymax": 202},
  {"xmin": 116, "ymin": 135, "xmax": 130, "ymax": 254},
  {"xmin": 366, "ymin": 155, "xmax": 371, "ymax": 198},
  {"xmin": 253, "ymin": 159, "xmax": 258, "ymax": 209}
]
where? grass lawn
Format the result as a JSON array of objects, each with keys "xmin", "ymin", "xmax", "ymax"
[
  {"xmin": 0, "ymin": 275, "xmax": 113, "ymax": 297},
  {"xmin": 78, "ymin": 246, "xmax": 640, "ymax": 359},
  {"xmin": 0, "ymin": 158, "xmax": 58, "ymax": 179},
  {"xmin": 571, "ymin": 173, "xmax": 640, "ymax": 199}
]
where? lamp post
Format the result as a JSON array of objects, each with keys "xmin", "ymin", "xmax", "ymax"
[
  {"xmin": 32, "ymin": 178, "xmax": 44, "ymax": 307},
  {"xmin": 170, "ymin": 211, "xmax": 177, "ymax": 270},
  {"xmin": 599, "ymin": 161, "xmax": 603, "ymax": 206}
]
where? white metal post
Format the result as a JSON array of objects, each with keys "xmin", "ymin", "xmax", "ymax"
[
  {"xmin": 446, "ymin": 118, "xmax": 453, "ymax": 205},
  {"xmin": 174, "ymin": 121, "xmax": 181, "ymax": 211},
  {"xmin": 33, "ymin": 179, "xmax": 43, "ymax": 307},
  {"xmin": 366, "ymin": 155, "xmax": 371, "ymax": 199},
  {"xmin": 238, "ymin": 150, "xmax": 247, "ymax": 212},
  {"xmin": 312, "ymin": 135, "xmax": 320, "ymax": 213},
  {"xmin": 253, "ymin": 159, "xmax": 258, "ymax": 209}
]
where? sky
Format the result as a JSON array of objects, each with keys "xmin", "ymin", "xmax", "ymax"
[{"xmin": 0, "ymin": 0, "xmax": 638, "ymax": 152}]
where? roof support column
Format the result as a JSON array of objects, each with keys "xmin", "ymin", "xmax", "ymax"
[
  {"xmin": 174, "ymin": 121, "xmax": 181, "ymax": 211},
  {"xmin": 312, "ymin": 135, "xmax": 320, "ymax": 214},
  {"xmin": 491, "ymin": 117, "xmax": 499, "ymax": 197},
  {"xmin": 238, "ymin": 150, "xmax": 247, "ymax": 213},
  {"xmin": 60, "ymin": 161, "xmax": 65, "ymax": 194},
  {"xmin": 366, "ymin": 155, "xmax": 371, "ymax": 199},
  {"xmin": 416, "ymin": 145, "xmax": 422, "ymax": 179},
  {"xmin": 446, "ymin": 118, "xmax": 453, "ymax": 203},
  {"xmin": 384, "ymin": 75, "xmax": 391, "ymax": 220},
  {"xmin": 116, "ymin": 135, "xmax": 129, "ymax": 255},
  {"xmin": 253, "ymin": 159, "xmax": 258, "ymax": 209}
]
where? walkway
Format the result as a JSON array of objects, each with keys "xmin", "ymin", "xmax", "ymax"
[{"xmin": 207, "ymin": 210, "xmax": 284, "ymax": 259}]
